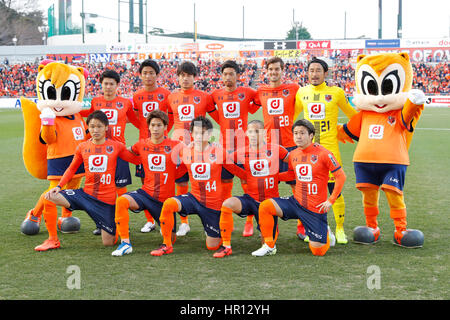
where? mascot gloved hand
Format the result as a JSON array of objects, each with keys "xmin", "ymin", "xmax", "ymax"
[
  {"xmin": 337, "ymin": 52, "xmax": 425, "ymax": 248},
  {"xmin": 20, "ymin": 60, "xmax": 89, "ymax": 251}
]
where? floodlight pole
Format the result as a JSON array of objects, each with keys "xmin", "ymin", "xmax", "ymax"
[
  {"xmin": 118, "ymin": 0, "xmax": 121, "ymax": 42},
  {"xmin": 378, "ymin": 0, "xmax": 382, "ymax": 39},
  {"xmin": 81, "ymin": 0, "xmax": 85, "ymax": 43}
]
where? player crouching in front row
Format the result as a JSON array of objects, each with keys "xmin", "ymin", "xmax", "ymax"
[
  {"xmin": 44, "ymin": 111, "xmax": 140, "ymax": 249},
  {"xmin": 253, "ymin": 119, "xmax": 346, "ymax": 257},
  {"xmin": 150, "ymin": 116, "xmax": 244, "ymax": 256}
]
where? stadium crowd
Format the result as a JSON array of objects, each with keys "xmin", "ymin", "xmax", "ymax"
[{"xmin": 0, "ymin": 57, "xmax": 448, "ymax": 98}]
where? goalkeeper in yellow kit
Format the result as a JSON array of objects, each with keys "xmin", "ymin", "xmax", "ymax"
[{"xmin": 295, "ymin": 58, "xmax": 357, "ymax": 244}]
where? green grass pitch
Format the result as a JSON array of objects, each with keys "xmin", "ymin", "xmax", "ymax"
[{"xmin": 0, "ymin": 107, "xmax": 448, "ymax": 300}]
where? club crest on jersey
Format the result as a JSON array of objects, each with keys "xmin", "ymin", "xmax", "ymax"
[
  {"xmin": 148, "ymin": 154, "xmax": 166, "ymax": 171},
  {"xmin": 106, "ymin": 146, "xmax": 114, "ymax": 154},
  {"xmin": 310, "ymin": 154, "xmax": 318, "ymax": 164},
  {"xmin": 72, "ymin": 126, "xmax": 85, "ymax": 140},
  {"xmin": 295, "ymin": 164, "xmax": 312, "ymax": 182},
  {"xmin": 325, "ymin": 95, "xmax": 332, "ymax": 102},
  {"xmin": 307, "ymin": 103, "xmax": 325, "ymax": 120},
  {"xmin": 192, "ymin": 163, "xmax": 211, "ymax": 180},
  {"xmin": 267, "ymin": 98, "xmax": 284, "ymax": 115},
  {"xmin": 116, "ymin": 101, "xmax": 124, "ymax": 109},
  {"xmin": 164, "ymin": 145, "xmax": 172, "ymax": 153},
  {"xmin": 101, "ymin": 108, "xmax": 118, "ymax": 125},
  {"xmin": 209, "ymin": 152, "xmax": 217, "ymax": 162},
  {"xmin": 282, "ymin": 89, "xmax": 290, "ymax": 97},
  {"xmin": 88, "ymin": 155, "xmax": 108, "ymax": 172},
  {"xmin": 238, "ymin": 93, "xmax": 245, "ymax": 101},
  {"xmin": 387, "ymin": 116, "xmax": 396, "ymax": 126},
  {"xmin": 193, "ymin": 96, "xmax": 201, "ymax": 104},
  {"xmin": 143, "ymin": 102, "xmax": 159, "ymax": 117},
  {"xmin": 250, "ymin": 159, "xmax": 269, "ymax": 177},
  {"xmin": 178, "ymin": 104, "xmax": 195, "ymax": 121},
  {"xmin": 223, "ymin": 102, "xmax": 240, "ymax": 118},
  {"xmin": 157, "ymin": 94, "xmax": 164, "ymax": 101}
]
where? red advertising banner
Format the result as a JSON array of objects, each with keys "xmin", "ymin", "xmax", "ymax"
[{"xmin": 297, "ymin": 40, "xmax": 331, "ymax": 50}]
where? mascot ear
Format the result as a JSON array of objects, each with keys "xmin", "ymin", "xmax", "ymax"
[
  {"xmin": 76, "ymin": 67, "xmax": 89, "ymax": 79},
  {"xmin": 357, "ymin": 54, "xmax": 366, "ymax": 63},
  {"xmin": 399, "ymin": 52, "xmax": 410, "ymax": 62}
]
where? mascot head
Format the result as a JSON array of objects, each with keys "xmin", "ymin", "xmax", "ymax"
[
  {"xmin": 36, "ymin": 61, "xmax": 87, "ymax": 116},
  {"xmin": 352, "ymin": 52, "xmax": 413, "ymax": 113}
]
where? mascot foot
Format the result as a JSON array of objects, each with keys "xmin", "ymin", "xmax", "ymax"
[
  {"xmin": 35, "ymin": 239, "xmax": 61, "ymax": 251},
  {"xmin": 353, "ymin": 226, "xmax": 380, "ymax": 244},
  {"xmin": 58, "ymin": 217, "xmax": 81, "ymax": 234},
  {"xmin": 393, "ymin": 229, "xmax": 424, "ymax": 248},
  {"xmin": 21, "ymin": 210, "xmax": 41, "ymax": 235}
]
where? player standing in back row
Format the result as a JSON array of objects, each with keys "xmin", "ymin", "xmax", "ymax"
[{"xmin": 167, "ymin": 61, "xmax": 220, "ymax": 236}]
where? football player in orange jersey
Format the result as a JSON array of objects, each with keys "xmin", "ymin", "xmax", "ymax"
[
  {"xmin": 80, "ymin": 70, "xmax": 140, "ymax": 235},
  {"xmin": 213, "ymin": 120, "xmax": 288, "ymax": 258},
  {"xmin": 167, "ymin": 61, "xmax": 220, "ymax": 237},
  {"xmin": 211, "ymin": 60, "xmax": 259, "ymax": 237},
  {"xmin": 132, "ymin": 59, "xmax": 178, "ymax": 233},
  {"xmin": 112, "ymin": 110, "xmax": 188, "ymax": 256},
  {"xmin": 150, "ymin": 116, "xmax": 243, "ymax": 256},
  {"xmin": 253, "ymin": 119, "xmax": 346, "ymax": 257},
  {"xmin": 44, "ymin": 111, "xmax": 140, "ymax": 249}
]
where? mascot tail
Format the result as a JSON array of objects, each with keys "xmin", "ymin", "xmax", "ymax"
[{"xmin": 21, "ymin": 97, "xmax": 47, "ymax": 179}]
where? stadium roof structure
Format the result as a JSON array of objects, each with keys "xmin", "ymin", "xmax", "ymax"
[{"xmin": 153, "ymin": 32, "xmax": 270, "ymax": 42}]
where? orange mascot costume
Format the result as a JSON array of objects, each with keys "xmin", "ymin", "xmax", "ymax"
[
  {"xmin": 338, "ymin": 52, "xmax": 425, "ymax": 248},
  {"xmin": 20, "ymin": 60, "xmax": 89, "ymax": 251}
]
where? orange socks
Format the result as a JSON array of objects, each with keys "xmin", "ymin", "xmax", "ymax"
[
  {"xmin": 258, "ymin": 200, "xmax": 277, "ymax": 248},
  {"xmin": 115, "ymin": 196, "xmax": 131, "ymax": 240},
  {"xmin": 219, "ymin": 206, "xmax": 234, "ymax": 247},
  {"xmin": 309, "ymin": 234, "xmax": 330, "ymax": 256},
  {"xmin": 43, "ymin": 199, "xmax": 58, "ymax": 240},
  {"xmin": 246, "ymin": 215, "xmax": 254, "ymax": 224},
  {"xmin": 116, "ymin": 187, "xmax": 127, "ymax": 197},
  {"xmin": 160, "ymin": 198, "xmax": 179, "ymax": 247}
]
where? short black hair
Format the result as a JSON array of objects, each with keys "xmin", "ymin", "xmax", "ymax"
[
  {"xmin": 292, "ymin": 119, "xmax": 315, "ymax": 136},
  {"xmin": 190, "ymin": 116, "xmax": 213, "ymax": 133},
  {"xmin": 100, "ymin": 70, "xmax": 120, "ymax": 84},
  {"xmin": 177, "ymin": 61, "xmax": 197, "ymax": 77},
  {"xmin": 307, "ymin": 58, "xmax": 329, "ymax": 73},
  {"xmin": 146, "ymin": 109, "xmax": 169, "ymax": 127},
  {"xmin": 221, "ymin": 60, "xmax": 240, "ymax": 74},
  {"xmin": 139, "ymin": 59, "xmax": 160, "ymax": 74},
  {"xmin": 87, "ymin": 110, "xmax": 109, "ymax": 127}
]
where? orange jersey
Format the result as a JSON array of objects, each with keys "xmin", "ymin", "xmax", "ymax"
[
  {"xmin": 254, "ymin": 83, "xmax": 300, "ymax": 148},
  {"xmin": 234, "ymin": 143, "xmax": 288, "ymax": 202},
  {"xmin": 168, "ymin": 88, "xmax": 216, "ymax": 142},
  {"xmin": 81, "ymin": 96, "xmax": 138, "ymax": 144},
  {"xmin": 131, "ymin": 138, "xmax": 186, "ymax": 202},
  {"xmin": 132, "ymin": 87, "xmax": 172, "ymax": 140},
  {"xmin": 211, "ymin": 87, "xmax": 258, "ymax": 150},
  {"xmin": 179, "ymin": 143, "xmax": 226, "ymax": 211},
  {"xmin": 287, "ymin": 143, "xmax": 344, "ymax": 214},
  {"xmin": 58, "ymin": 139, "xmax": 140, "ymax": 205},
  {"xmin": 343, "ymin": 110, "xmax": 411, "ymax": 165},
  {"xmin": 44, "ymin": 114, "xmax": 88, "ymax": 159}
]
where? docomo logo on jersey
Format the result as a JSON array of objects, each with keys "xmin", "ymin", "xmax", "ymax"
[
  {"xmin": 307, "ymin": 103, "xmax": 325, "ymax": 120},
  {"xmin": 72, "ymin": 126, "xmax": 85, "ymax": 141},
  {"xmin": 267, "ymin": 98, "xmax": 284, "ymax": 115},
  {"xmin": 192, "ymin": 163, "xmax": 211, "ymax": 180},
  {"xmin": 368, "ymin": 125, "xmax": 384, "ymax": 139},
  {"xmin": 88, "ymin": 155, "xmax": 108, "ymax": 172},
  {"xmin": 296, "ymin": 164, "xmax": 312, "ymax": 182},
  {"xmin": 178, "ymin": 104, "xmax": 195, "ymax": 121},
  {"xmin": 297, "ymin": 40, "xmax": 331, "ymax": 50},
  {"xmin": 250, "ymin": 159, "xmax": 270, "ymax": 177},
  {"xmin": 101, "ymin": 108, "xmax": 118, "ymax": 125},
  {"xmin": 148, "ymin": 154, "xmax": 166, "ymax": 172},
  {"xmin": 143, "ymin": 102, "xmax": 159, "ymax": 117},
  {"xmin": 223, "ymin": 102, "xmax": 240, "ymax": 118}
]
